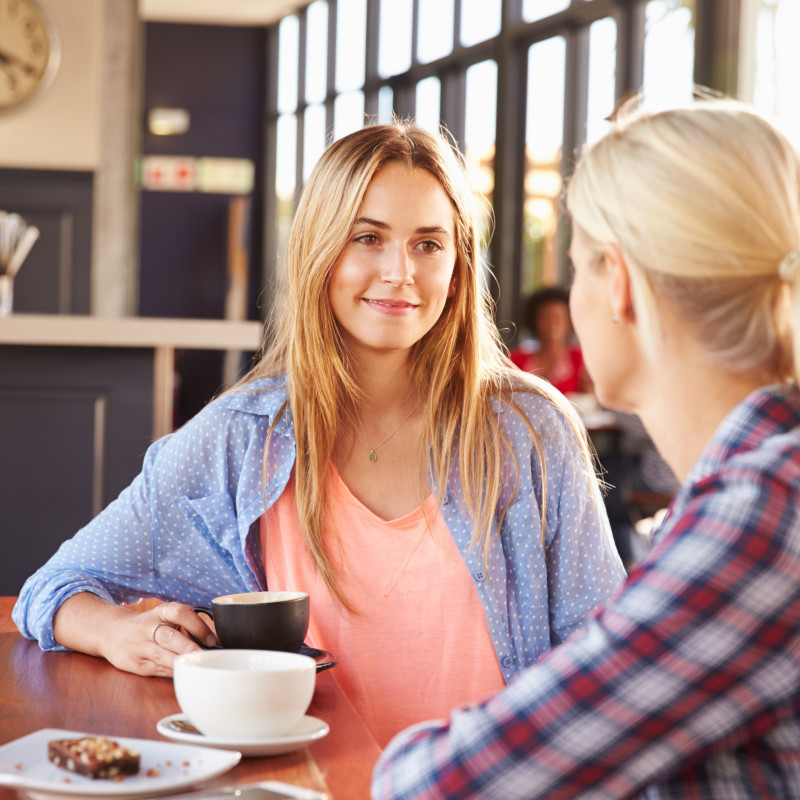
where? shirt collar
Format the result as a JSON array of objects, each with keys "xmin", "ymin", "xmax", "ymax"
[
  {"xmin": 685, "ymin": 383, "xmax": 800, "ymax": 487},
  {"xmin": 223, "ymin": 376, "xmax": 293, "ymax": 434}
]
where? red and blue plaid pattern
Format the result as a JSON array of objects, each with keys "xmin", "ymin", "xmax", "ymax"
[{"xmin": 373, "ymin": 385, "xmax": 800, "ymax": 800}]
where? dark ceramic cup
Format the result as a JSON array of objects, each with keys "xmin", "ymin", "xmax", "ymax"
[{"xmin": 193, "ymin": 591, "xmax": 310, "ymax": 652}]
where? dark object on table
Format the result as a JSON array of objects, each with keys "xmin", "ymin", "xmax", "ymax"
[{"xmin": 47, "ymin": 736, "xmax": 140, "ymax": 779}]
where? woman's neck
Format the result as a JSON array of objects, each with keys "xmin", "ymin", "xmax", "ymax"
[
  {"xmin": 333, "ymin": 352, "xmax": 428, "ymax": 520},
  {"xmin": 636, "ymin": 354, "xmax": 772, "ymax": 483},
  {"xmin": 350, "ymin": 353, "xmax": 419, "ymax": 413}
]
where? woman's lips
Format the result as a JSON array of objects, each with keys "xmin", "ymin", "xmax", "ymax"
[{"xmin": 362, "ymin": 298, "xmax": 418, "ymax": 315}]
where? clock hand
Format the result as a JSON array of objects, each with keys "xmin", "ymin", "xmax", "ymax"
[{"xmin": 0, "ymin": 49, "xmax": 37, "ymax": 76}]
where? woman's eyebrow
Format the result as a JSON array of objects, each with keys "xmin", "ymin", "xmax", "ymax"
[
  {"xmin": 353, "ymin": 217, "xmax": 451, "ymax": 238},
  {"xmin": 416, "ymin": 226, "xmax": 451, "ymax": 236},
  {"xmin": 354, "ymin": 216, "xmax": 389, "ymax": 229}
]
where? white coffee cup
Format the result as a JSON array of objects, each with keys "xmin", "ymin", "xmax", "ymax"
[{"xmin": 173, "ymin": 649, "xmax": 317, "ymax": 739}]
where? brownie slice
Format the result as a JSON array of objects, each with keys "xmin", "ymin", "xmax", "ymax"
[{"xmin": 48, "ymin": 736, "xmax": 140, "ymax": 780}]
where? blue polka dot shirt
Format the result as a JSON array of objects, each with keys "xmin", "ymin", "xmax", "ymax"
[{"xmin": 14, "ymin": 375, "xmax": 625, "ymax": 681}]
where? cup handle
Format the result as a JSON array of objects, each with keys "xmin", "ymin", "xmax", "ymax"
[{"xmin": 189, "ymin": 606, "xmax": 215, "ymax": 648}]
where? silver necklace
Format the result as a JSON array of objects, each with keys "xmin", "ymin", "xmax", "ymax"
[{"xmin": 360, "ymin": 404, "xmax": 419, "ymax": 463}]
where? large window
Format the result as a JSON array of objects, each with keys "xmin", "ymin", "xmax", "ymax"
[
  {"xmin": 264, "ymin": 0, "xmax": 756, "ymax": 339},
  {"xmin": 739, "ymin": 0, "xmax": 800, "ymax": 144}
]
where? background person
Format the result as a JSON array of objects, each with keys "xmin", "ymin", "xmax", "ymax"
[
  {"xmin": 509, "ymin": 285, "xmax": 592, "ymax": 395},
  {"xmin": 372, "ymin": 100, "xmax": 800, "ymax": 797},
  {"xmin": 13, "ymin": 122, "xmax": 624, "ymax": 747}
]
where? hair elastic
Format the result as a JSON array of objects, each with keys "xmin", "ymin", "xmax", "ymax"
[{"xmin": 778, "ymin": 250, "xmax": 800, "ymax": 283}]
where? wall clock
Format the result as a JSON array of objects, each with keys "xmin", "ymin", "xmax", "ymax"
[{"xmin": 0, "ymin": 0, "xmax": 61, "ymax": 113}]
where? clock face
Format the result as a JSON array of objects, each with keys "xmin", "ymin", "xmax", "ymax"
[{"xmin": 0, "ymin": 0, "xmax": 60, "ymax": 112}]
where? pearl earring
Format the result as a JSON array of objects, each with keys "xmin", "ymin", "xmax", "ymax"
[{"xmin": 612, "ymin": 314, "xmax": 620, "ymax": 324}]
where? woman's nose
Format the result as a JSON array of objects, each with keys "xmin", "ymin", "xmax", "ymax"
[{"xmin": 381, "ymin": 245, "xmax": 414, "ymax": 286}]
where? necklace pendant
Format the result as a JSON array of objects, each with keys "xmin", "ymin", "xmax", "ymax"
[{"xmin": 369, "ymin": 451, "xmax": 377, "ymax": 463}]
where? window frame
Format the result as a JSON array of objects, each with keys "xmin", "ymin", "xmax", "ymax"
[{"xmin": 261, "ymin": 0, "xmax": 742, "ymax": 338}]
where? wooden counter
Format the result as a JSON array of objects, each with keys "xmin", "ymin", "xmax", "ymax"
[
  {"xmin": 0, "ymin": 314, "xmax": 263, "ymax": 438},
  {"xmin": 0, "ymin": 314, "xmax": 263, "ymax": 595}
]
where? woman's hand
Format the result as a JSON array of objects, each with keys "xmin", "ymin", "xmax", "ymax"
[{"xmin": 53, "ymin": 593, "xmax": 218, "ymax": 677}]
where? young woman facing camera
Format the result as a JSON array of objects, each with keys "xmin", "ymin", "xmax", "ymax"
[
  {"xmin": 373, "ymin": 101, "xmax": 800, "ymax": 797},
  {"xmin": 14, "ymin": 123, "xmax": 623, "ymax": 746}
]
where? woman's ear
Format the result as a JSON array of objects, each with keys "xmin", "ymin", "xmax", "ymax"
[{"xmin": 603, "ymin": 243, "xmax": 634, "ymax": 323}]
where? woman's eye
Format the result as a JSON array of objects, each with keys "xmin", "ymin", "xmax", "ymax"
[
  {"xmin": 419, "ymin": 240, "xmax": 442, "ymax": 253},
  {"xmin": 354, "ymin": 233, "xmax": 379, "ymax": 246}
]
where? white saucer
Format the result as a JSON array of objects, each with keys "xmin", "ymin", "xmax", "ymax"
[{"xmin": 156, "ymin": 714, "xmax": 330, "ymax": 757}]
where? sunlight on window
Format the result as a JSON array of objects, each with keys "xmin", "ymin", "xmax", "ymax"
[
  {"xmin": 379, "ymin": 0, "xmax": 413, "ymax": 77},
  {"xmin": 378, "ymin": 86, "xmax": 394, "ymax": 123},
  {"xmin": 586, "ymin": 17, "xmax": 617, "ymax": 144},
  {"xmin": 743, "ymin": 0, "xmax": 800, "ymax": 145},
  {"xmin": 465, "ymin": 60, "xmax": 497, "ymax": 259},
  {"xmin": 460, "ymin": 0, "xmax": 501, "ymax": 46},
  {"xmin": 305, "ymin": 1, "xmax": 328, "ymax": 105},
  {"xmin": 465, "ymin": 60, "xmax": 497, "ymax": 202},
  {"xmin": 276, "ymin": 113, "xmax": 298, "ymax": 263},
  {"xmin": 334, "ymin": 91, "xmax": 365, "ymax": 141},
  {"xmin": 336, "ymin": 0, "xmax": 366, "ymax": 92},
  {"xmin": 524, "ymin": 36, "xmax": 565, "ymax": 290},
  {"xmin": 278, "ymin": 16, "xmax": 299, "ymax": 114},
  {"xmin": 643, "ymin": 0, "xmax": 695, "ymax": 109},
  {"xmin": 418, "ymin": 0, "xmax": 454, "ymax": 63},
  {"xmin": 303, "ymin": 104, "xmax": 327, "ymax": 181},
  {"xmin": 522, "ymin": 0, "xmax": 568, "ymax": 23},
  {"xmin": 416, "ymin": 77, "xmax": 441, "ymax": 133}
]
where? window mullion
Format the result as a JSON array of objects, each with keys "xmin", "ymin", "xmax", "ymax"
[
  {"xmin": 439, "ymin": 69, "xmax": 466, "ymax": 147},
  {"xmin": 326, "ymin": 0, "xmax": 337, "ymax": 143},
  {"xmin": 262, "ymin": 24, "xmax": 281, "ymax": 319},
  {"xmin": 492, "ymin": 0, "xmax": 526, "ymax": 323},
  {"xmin": 295, "ymin": 9, "xmax": 308, "ymax": 198},
  {"xmin": 615, "ymin": 0, "xmax": 645, "ymax": 99},
  {"xmin": 364, "ymin": 0, "xmax": 381, "ymax": 117},
  {"xmin": 559, "ymin": 23, "xmax": 590, "ymax": 282}
]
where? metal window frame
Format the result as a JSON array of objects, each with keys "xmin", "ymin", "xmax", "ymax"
[{"xmin": 261, "ymin": 0, "xmax": 741, "ymax": 334}]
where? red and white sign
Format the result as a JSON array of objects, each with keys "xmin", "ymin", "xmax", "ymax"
[{"xmin": 141, "ymin": 156, "xmax": 197, "ymax": 191}]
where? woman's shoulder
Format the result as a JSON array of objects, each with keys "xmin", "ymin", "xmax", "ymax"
[
  {"xmin": 208, "ymin": 375, "xmax": 290, "ymax": 419},
  {"xmin": 166, "ymin": 376, "xmax": 290, "ymax": 452},
  {"xmin": 492, "ymin": 369, "xmax": 581, "ymax": 440}
]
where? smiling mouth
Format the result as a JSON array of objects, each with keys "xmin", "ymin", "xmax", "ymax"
[{"xmin": 362, "ymin": 298, "xmax": 418, "ymax": 310}]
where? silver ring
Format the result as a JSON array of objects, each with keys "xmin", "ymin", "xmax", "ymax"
[
  {"xmin": 160, "ymin": 601, "xmax": 175, "ymax": 623},
  {"xmin": 151, "ymin": 622, "xmax": 171, "ymax": 645}
]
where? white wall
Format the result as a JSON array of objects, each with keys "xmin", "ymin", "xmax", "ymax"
[{"xmin": 0, "ymin": 0, "xmax": 103, "ymax": 171}]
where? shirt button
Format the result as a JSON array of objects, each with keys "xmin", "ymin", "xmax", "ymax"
[
  {"xmin": 443, "ymin": 491, "xmax": 452, "ymax": 505},
  {"xmin": 473, "ymin": 571, "xmax": 485, "ymax": 582},
  {"xmin": 502, "ymin": 656, "xmax": 514, "ymax": 668}
]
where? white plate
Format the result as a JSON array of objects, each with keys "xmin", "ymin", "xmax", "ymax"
[
  {"xmin": 156, "ymin": 714, "xmax": 330, "ymax": 757},
  {"xmin": 0, "ymin": 728, "xmax": 241, "ymax": 799}
]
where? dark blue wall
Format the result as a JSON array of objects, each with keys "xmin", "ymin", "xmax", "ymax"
[{"xmin": 139, "ymin": 22, "xmax": 267, "ymax": 423}]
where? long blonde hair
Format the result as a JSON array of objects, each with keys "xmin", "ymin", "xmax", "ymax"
[
  {"xmin": 567, "ymin": 99, "xmax": 800, "ymax": 382},
  {"xmin": 244, "ymin": 121, "xmax": 590, "ymax": 607}
]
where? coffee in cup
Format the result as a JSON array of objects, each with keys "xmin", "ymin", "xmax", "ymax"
[
  {"xmin": 194, "ymin": 590, "xmax": 309, "ymax": 652},
  {"xmin": 173, "ymin": 648, "xmax": 316, "ymax": 738}
]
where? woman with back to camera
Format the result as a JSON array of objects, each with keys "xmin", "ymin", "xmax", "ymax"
[
  {"xmin": 13, "ymin": 121, "xmax": 624, "ymax": 747},
  {"xmin": 373, "ymin": 100, "xmax": 800, "ymax": 797}
]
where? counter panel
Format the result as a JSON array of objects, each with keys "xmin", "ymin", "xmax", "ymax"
[{"xmin": 0, "ymin": 345, "xmax": 153, "ymax": 594}]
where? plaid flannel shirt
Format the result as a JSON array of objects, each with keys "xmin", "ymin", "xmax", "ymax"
[{"xmin": 373, "ymin": 384, "xmax": 800, "ymax": 800}]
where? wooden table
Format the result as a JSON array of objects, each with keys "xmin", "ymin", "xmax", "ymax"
[{"xmin": 0, "ymin": 598, "xmax": 382, "ymax": 799}]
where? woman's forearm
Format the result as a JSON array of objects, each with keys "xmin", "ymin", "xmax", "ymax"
[{"xmin": 52, "ymin": 592, "xmax": 134, "ymax": 658}]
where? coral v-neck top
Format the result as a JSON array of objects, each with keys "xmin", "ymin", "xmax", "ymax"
[{"xmin": 261, "ymin": 466, "xmax": 505, "ymax": 747}]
